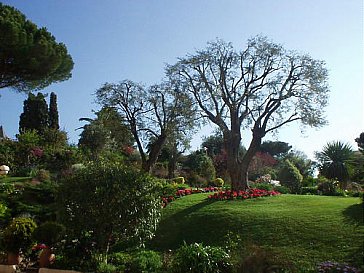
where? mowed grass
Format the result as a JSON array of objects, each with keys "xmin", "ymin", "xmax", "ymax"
[{"xmin": 148, "ymin": 193, "xmax": 363, "ymax": 269}]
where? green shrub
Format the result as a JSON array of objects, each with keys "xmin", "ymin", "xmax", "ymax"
[
  {"xmin": 97, "ymin": 262, "xmax": 118, "ymax": 273},
  {"xmin": 273, "ymin": 186, "xmax": 290, "ymax": 194},
  {"xmin": 171, "ymin": 242, "xmax": 232, "ymax": 273},
  {"xmin": 172, "ymin": 177, "xmax": 185, "ymax": 184},
  {"xmin": 0, "ymin": 180, "xmax": 14, "ymax": 194},
  {"xmin": 278, "ymin": 159, "xmax": 303, "ymax": 193},
  {"xmin": 35, "ymin": 169, "xmax": 51, "ymax": 182},
  {"xmin": 300, "ymin": 187, "xmax": 318, "ymax": 195},
  {"xmin": 109, "ymin": 251, "xmax": 132, "ymax": 271},
  {"xmin": 157, "ymin": 180, "xmax": 177, "ymax": 197},
  {"xmin": 187, "ymin": 172, "xmax": 207, "ymax": 187},
  {"xmin": 213, "ymin": 178, "xmax": 224, "ymax": 187},
  {"xmin": 317, "ymin": 180, "xmax": 338, "ymax": 196},
  {"xmin": 32, "ymin": 221, "xmax": 65, "ymax": 247},
  {"xmin": 176, "ymin": 183, "xmax": 190, "ymax": 190},
  {"xmin": 0, "ymin": 202, "xmax": 10, "ymax": 223},
  {"xmin": 57, "ymin": 162, "xmax": 162, "ymax": 256},
  {"xmin": 184, "ymin": 151, "xmax": 216, "ymax": 185},
  {"xmin": 130, "ymin": 249, "xmax": 162, "ymax": 273},
  {"xmin": 252, "ymin": 183, "xmax": 273, "ymax": 191},
  {"xmin": 2, "ymin": 217, "xmax": 37, "ymax": 253}
]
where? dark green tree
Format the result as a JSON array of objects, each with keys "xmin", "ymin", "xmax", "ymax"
[
  {"xmin": 49, "ymin": 92, "xmax": 59, "ymax": 130},
  {"xmin": 202, "ymin": 132, "xmax": 225, "ymax": 158},
  {"xmin": 157, "ymin": 131, "xmax": 191, "ymax": 179},
  {"xmin": 168, "ymin": 36, "xmax": 329, "ymax": 190},
  {"xmin": 0, "ymin": 3, "xmax": 74, "ymax": 92},
  {"xmin": 315, "ymin": 141, "xmax": 354, "ymax": 189},
  {"xmin": 349, "ymin": 151, "xmax": 364, "ymax": 184},
  {"xmin": 260, "ymin": 141, "xmax": 292, "ymax": 158},
  {"xmin": 355, "ymin": 132, "xmax": 364, "ymax": 154},
  {"xmin": 78, "ymin": 107, "xmax": 134, "ymax": 157},
  {"xmin": 184, "ymin": 150, "xmax": 216, "ymax": 185},
  {"xmin": 278, "ymin": 159, "xmax": 303, "ymax": 193},
  {"xmin": 19, "ymin": 93, "xmax": 49, "ymax": 133},
  {"xmin": 284, "ymin": 150, "xmax": 315, "ymax": 178}
]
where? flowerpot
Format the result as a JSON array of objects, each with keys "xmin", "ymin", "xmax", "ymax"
[
  {"xmin": 39, "ymin": 248, "xmax": 55, "ymax": 268},
  {"xmin": 7, "ymin": 252, "xmax": 21, "ymax": 265}
]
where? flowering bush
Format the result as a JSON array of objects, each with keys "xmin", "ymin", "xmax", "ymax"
[
  {"xmin": 208, "ymin": 188, "xmax": 280, "ymax": 201},
  {"xmin": 162, "ymin": 187, "xmax": 220, "ymax": 207},
  {"xmin": 317, "ymin": 261, "xmax": 361, "ymax": 273}
]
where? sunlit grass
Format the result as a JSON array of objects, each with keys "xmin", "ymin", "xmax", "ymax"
[{"xmin": 149, "ymin": 193, "xmax": 363, "ymax": 269}]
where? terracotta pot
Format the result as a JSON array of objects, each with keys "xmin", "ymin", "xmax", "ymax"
[
  {"xmin": 39, "ymin": 248, "xmax": 55, "ymax": 268},
  {"xmin": 7, "ymin": 252, "xmax": 22, "ymax": 265}
]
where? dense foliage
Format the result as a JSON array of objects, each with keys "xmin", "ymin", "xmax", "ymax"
[
  {"xmin": 0, "ymin": 3, "xmax": 73, "ymax": 92},
  {"xmin": 57, "ymin": 162, "xmax": 162, "ymax": 256},
  {"xmin": 278, "ymin": 159, "xmax": 303, "ymax": 193},
  {"xmin": 171, "ymin": 243, "xmax": 232, "ymax": 273},
  {"xmin": 2, "ymin": 217, "xmax": 36, "ymax": 253}
]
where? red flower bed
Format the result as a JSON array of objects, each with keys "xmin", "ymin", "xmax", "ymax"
[
  {"xmin": 162, "ymin": 187, "xmax": 220, "ymax": 207},
  {"xmin": 208, "ymin": 188, "xmax": 280, "ymax": 201}
]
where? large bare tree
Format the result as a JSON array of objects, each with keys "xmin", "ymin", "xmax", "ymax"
[
  {"xmin": 168, "ymin": 36, "xmax": 329, "ymax": 190},
  {"xmin": 95, "ymin": 80, "xmax": 195, "ymax": 173}
]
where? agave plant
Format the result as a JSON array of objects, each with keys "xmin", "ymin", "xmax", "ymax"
[{"xmin": 315, "ymin": 141, "xmax": 353, "ymax": 189}]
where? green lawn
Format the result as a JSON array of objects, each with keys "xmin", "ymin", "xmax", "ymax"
[{"xmin": 148, "ymin": 193, "xmax": 363, "ymax": 270}]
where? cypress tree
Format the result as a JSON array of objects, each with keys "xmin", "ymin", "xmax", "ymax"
[
  {"xmin": 19, "ymin": 93, "xmax": 49, "ymax": 133},
  {"xmin": 49, "ymin": 92, "xmax": 60, "ymax": 130}
]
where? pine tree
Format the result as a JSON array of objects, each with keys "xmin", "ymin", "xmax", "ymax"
[
  {"xmin": 19, "ymin": 93, "xmax": 49, "ymax": 133},
  {"xmin": 49, "ymin": 92, "xmax": 60, "ymax": 130}
]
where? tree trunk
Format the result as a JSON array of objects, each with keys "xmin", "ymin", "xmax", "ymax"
[
  {"xmin": 167, "ymin": 156, "xmax": 176, "ymax": 179},
  {"xmin": 239, "ymin": 128, "xmax": 264, "ymax": 189},
  {"xmin": 142, "ymin": 134, "xmax": 167, "ymax": 173},
  {"xmin": 223, "ymin": 126, "xmax": 247, "ymax": 190},
  {"xmin": 224, "ymin": 122, "xmax": 264, "ymax": 191}
]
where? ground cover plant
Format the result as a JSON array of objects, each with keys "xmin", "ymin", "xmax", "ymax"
[{"xmin": 149, "ymin": 193, "xmax": 363, "ymax": 271}]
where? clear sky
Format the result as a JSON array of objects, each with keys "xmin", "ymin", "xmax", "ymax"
[{"xmin": 0, "ymin": 0, "xmax": 363, "ymax": 159}]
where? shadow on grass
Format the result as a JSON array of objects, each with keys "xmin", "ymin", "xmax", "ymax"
[
  {"xmin": 342, "ymin": 203, "xmax": 364, "ymax": 226},
  {"xmin": 148, "ymin": 199, "xmax": 216, "ymax": 251}
]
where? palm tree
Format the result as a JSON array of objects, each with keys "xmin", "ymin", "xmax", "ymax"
[{"xmin": 315, "ymin": 141, "xmax": 354, "ymax": 189}]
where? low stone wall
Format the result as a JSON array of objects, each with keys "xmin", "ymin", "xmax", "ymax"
[
  {"xmin": 39, "ymin": 268, "xmax": 82, "ymax": 273},
  {"xmin": 0, "ymin": 265, "xmax": 17, "ymax": 273}
]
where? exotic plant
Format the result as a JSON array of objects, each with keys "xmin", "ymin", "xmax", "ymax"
[{"xmin": 316, "ymin": 141, "xmax": 354, "ymax": 189}]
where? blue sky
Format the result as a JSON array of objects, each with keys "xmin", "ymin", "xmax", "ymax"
[{"xmin": 0, "ymin": 0, "xmax": 363, "ymax": 159}]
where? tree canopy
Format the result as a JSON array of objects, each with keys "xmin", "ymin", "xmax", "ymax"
[
  {"xmin": 260, "ymin": 141, "xmax": 292, "ymax": 158},
  {"xmin": 95, "ymin": 80, "xmax": 196, "ymax": 173},
  {"xmin": 0, "ymin": 3, "xmax": 74, "ymax": 92},
  {"xmin": 168, "ymin": 36, "xmax": 329, "ymax": 190}
]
